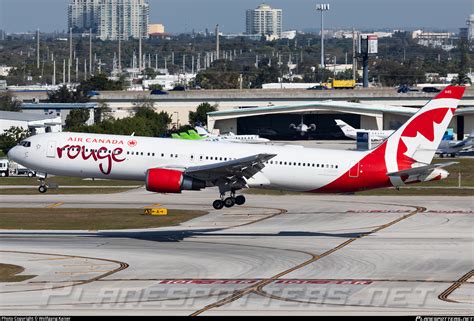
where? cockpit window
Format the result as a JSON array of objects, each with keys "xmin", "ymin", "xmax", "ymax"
[{"xmin": 19, "ymin": 141, "xmax": 31, "ymax": 147}]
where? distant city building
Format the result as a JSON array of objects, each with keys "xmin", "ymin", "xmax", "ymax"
[
  {"xmin": 68, "ymin": 0, "xmax": 101, "ymax": 33},
  {"xmin": 98, "ymin": 0, "xmax": 149, "ymax": 40},
  {"xmin": 412, "ymin": 29, "xmax": 454, "ymax": 51},
  {"xmin": 280, "ymin": 30, "xmax": 297, "ymax": 40},
  {"xmin": 68, "ymin": 0, "xmax": 149, "ymax": 40},
  {"xmin": 467, "ymin": 14, "xmax": 474, "ymax": 41},
  {"xmin": 148, "ymin": 24, "xmax": 165, "ymax": 35},
  {"xmin": 0, "ymin": 66, "xmax": 13, "ymax": 77},
  {"xmin": 246, "ymin": 3, "xmax": 282, "ymax": 37}
]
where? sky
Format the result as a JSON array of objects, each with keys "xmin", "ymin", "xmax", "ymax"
[{"xmin": 0, "ymin": 0, "xmax": 472, "ymax": 33}]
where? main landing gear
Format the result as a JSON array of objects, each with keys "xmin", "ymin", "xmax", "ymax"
[{"xmin": 212, "ymin": 191, "xmax": 246, "ymax": 210}]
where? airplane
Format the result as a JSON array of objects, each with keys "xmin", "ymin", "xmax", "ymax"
[
  {"xmin": 436, "ymin": 131, "xmax": 474, "ymax": 157},
  {"xmin": 335, "ymin": 119, "xmax": 394, "ymax": 141},
  {"xmin": 289, "ymin": 115, "xmax": 316, "ymax": 136},
  {"xmin": 7, "ymin": 86, "xmax": 465, "ymax": 210},
  {"xmin": 195, "ymin": 126, "xmax": 270, "ymax": 144}
]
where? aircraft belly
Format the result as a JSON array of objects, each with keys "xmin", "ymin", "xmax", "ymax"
[{"xmin": 255, "ymin": 168, "xmax": 339, "ymax": 191}]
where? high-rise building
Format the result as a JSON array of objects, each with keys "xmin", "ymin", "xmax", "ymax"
[
  {"xmin": 98, "ymin": 0, "xmax": 149, "ymax": 40},
  {"xmin": 68, "ymin": 0, "xmax": 101, "ymax": 33},
  {"xmin": 467, "ymin": 14, "xmax": 474, "ymax": 42},
  {"xmin": 246, "ymin": 3, "xmax": 282, "ymax": 37},
  {"xmin": 68, "ymin": 0, "xmax": 149, "ymax": 40}
]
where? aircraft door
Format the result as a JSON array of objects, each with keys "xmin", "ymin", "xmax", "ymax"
[
  {"xmin": 349, "ymin": 160, "xmax": 359, "ymax": 178},
  {"xmin": 47, "ymin": 141, "xmax": 56, "ymax": 158}
]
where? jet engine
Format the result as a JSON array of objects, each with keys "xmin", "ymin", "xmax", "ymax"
[{"xmin": 146, "ymin": 168, "xmax": 206, "ymax": 193}]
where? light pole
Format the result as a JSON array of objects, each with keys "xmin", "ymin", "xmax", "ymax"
[
  {"xmin": 316, "ymin": 4, "xmax": 330, "ymax": 69},
  {"xmin": 173, "ymin": 112, "xmax": 179, "ymax": 128}
]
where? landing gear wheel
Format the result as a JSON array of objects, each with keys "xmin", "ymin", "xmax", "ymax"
[
  {"xmin": 212, "ymin": 200, "xmax": 224, "ymax": 210},
  {"xmin": 38, "ymin": 185, "xmax": 48, "ymax": 193},
  {"xmin": 235, "ymin": 195, "xmax": 246, "ymax": 205},
  {"xmin": 224, "ymin": 197, "xmax": 235, "ymax": 208}
]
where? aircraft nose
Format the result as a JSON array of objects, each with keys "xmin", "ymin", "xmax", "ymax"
[{"xmin": 7, "ymin": 146, "xmax": 19, "ymax": 162}]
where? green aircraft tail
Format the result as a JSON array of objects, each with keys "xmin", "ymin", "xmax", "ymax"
[
  {"xmin": 179, "ymin": 132, "xmax": 193, "ymax": 140},
  {"xmin": 188, "ymin": 130, "xmax": 203, "ymax": 140}
]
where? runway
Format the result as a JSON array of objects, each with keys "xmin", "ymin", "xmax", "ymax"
[{"xmin": 0, "ymin": 188, "xmax": 473, "ymax": 315}]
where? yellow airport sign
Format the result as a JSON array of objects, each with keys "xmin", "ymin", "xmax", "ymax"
[{"xmin": 144, "ymin": 208, "xmax": 168, "ymax": 216}]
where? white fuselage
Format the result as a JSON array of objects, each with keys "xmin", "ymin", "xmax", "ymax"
[{"xmin": 9, "ymin": 132, "xmax": 366, "ymax": 192}]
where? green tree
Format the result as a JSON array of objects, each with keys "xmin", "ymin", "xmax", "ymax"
[
  {"xmin": 79, "ymin": 73, "xmax": 125, "ymax": 92},
  {"xmin": 452, "ymin": 37, "xmax": 471, "ymax": 85},
  {"xmin": 73, "ymin": 108, "xmax": 172, "ymax": 137},
  {"xmin": 65, "ymin": 109, "xmax": 90, "ymax": 130},
  {"xmin": 94, "ymin": 100, "xmax": 112, "ymax": 123},
  {"xmin": 370, "ymin": 60, "xmax": 425, "ymax": 86},
  {"xmin": 252, "ymin": 58, "xmax": 281, "ymax": 88},
  {"xmin": 0, "ymin": 92, "xmax": 22, "ymax": 111},
  {"xmin": 144, "ymin": 68, "xmax": 158, "ymax": 79},
  {"xmin": 0, "ymin": 126, "xmax": 30, "ymax": 155},
  {"xmin": 132, "ymin": 95, "xmax": 155, "ymax": 114},
  {"xmin": 195, "ymin": 60, "xmax": 240, "ymax": 89},
  {"xmin": 148, "ymin": 84, "xmax": 164, "ymax": 91},
  {"xmin": 47, "ymin": 85, "xmax": 90, "ymax": 103},
  {"xmin": 188, "ymin": 102, "xmax": 218, "ymax": 126}
]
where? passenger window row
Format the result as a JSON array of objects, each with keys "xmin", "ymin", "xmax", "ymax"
[
  {"xmin": 61, "ymin": 147, "xmax": 338, "ymax": 169},
  {"xmin": 265, "ymin": 160, "xmax": 338, "ymax": 169}
]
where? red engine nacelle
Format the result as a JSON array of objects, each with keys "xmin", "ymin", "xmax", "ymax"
[{"xmin": 146, "ymin": 168, "xmax": 206, "ymax": 193}]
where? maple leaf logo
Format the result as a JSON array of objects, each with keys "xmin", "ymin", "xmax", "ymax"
[
  {"xmin": 127, "ymin": 139, "xmax": 138, "ymax": 147},
  {"xmin": 396, "ymin": 107, "xmax": 453, "ymax": 169}
]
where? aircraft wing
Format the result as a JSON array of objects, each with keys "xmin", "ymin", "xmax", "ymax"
[
  {"xmin": 184, "ymin": 153, "xmax": 276, "ymax": 182},
  {"xmin": 386, "ymin": 162, "xmax": 458, "ymax": 177},
  {"xmin": 450, "ymin": 139, "xmax": 473, "ymax": 149}
]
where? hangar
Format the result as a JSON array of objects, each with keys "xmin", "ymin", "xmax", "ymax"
[
  {"xmin": 0, "ymin": 111, "xmax": 62, "ymax": 134},
  {"xmin": 21, "ymin": 102, "xmax": 98, "ymax": 127},
  {"xmin": 207, "ymin": 101, "xmax": 474, "ymax": 140}
]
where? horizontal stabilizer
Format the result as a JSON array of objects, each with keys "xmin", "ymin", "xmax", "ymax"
[{"xmin": 387, "ymin": 162, "xmax": 458, "ymax": 177}]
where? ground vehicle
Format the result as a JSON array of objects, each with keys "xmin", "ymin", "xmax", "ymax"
[
  {"xmin": 15, "ymin": 163, "xmax": 36, "ymax": 177},
  {"xmin": 0, "ymin": 159, "xmax": 9, "ymax": 177},
  {"xmin": 322, "ymin": 79, "xmax": 356, "ymax": 89},
  {"xmin": 150, "ymin": 89, "xmax": 168, "ymax": 95},
  {"xmin": 397, "ymin": 85, "xmax": 419, "ymax": 93},
  {"xmin": 422, "ymin": 86, "xmax": 441, "ymax": 93},
  {"xmin": 86, "ymin": 90, "xmax": 100, "ymax": 97},
  {"xmin": 170, "ymin": 85, "xmax": 186, "ymax": 91},
  {"xmin": 307, "ymin": 85, "xmax": 329, "ymax": 90}
]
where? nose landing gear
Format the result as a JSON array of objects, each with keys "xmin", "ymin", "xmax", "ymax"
[
  {"xmin": 38, "ymin": 184, "xmax": 48, "ymax": 193},
  {"xmin": 37, "ymin": 174, "xmax": 48, "ymax": 193},
  {"xmin": 212, "ymin": 191, "xmax": 246, "ymax": 210}
]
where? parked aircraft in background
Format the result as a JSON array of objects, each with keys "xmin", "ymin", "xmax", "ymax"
[
  {"xmin": 335, "ymin": 119, "xmax": 394, "ymax": 141},
  {"xmin": 289, "ymin": 115, "xmax": 316, "ymax": 136},
  {"xmin": 436, "ymin": 131, "xmax": 474, "ymax": 157},
  {"xmin": 7, "ymin": 86, "xmax": 465, "ymax": 209},
  {"xmin": 195, "ymin": 126, "xmax": 270, "ymax": 144}
]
